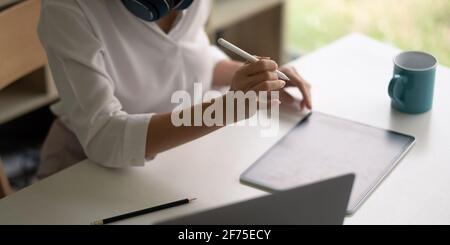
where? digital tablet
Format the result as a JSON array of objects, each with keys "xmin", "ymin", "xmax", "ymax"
[{"xmin": 240, "ymin": 112, "xmax": 416, "ymax": 214}]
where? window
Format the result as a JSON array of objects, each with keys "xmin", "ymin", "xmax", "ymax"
[{"xmin": 286, "ymin": 0, "xmax": 450, "ymax": 66}]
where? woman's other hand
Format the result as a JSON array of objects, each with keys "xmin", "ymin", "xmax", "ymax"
[{"xmin": 278, "ymin": 66, "xmax": 312, "ymax": 110}]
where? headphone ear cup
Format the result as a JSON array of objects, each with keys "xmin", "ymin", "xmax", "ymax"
[
  {"xmin": 122, "ymin": 0, "xmax": 159, "ymax": 21},
  {"xmin": 174, "ymin": 0, "xmax": 193, "ymax": 10},
  {"xmin": 142, "ymin": 0, "xmax": 175, "ymax": 20},
  {"xmin": 122, "ymin": 0, "xmax": 175, "ymax": 21}
]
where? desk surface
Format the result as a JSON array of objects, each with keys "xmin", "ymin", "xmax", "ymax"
[{"xmin": 1, "ymin": 33, "xmax": 449, "ymax": 225}]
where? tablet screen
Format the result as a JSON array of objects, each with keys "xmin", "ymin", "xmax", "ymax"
[{"xmin": 240, "ymin": 112, "xmax": 415, "ymax": 214}]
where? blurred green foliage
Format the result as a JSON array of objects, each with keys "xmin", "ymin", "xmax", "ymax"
[{"xmin": 286, "ymin": 0, "xmax": 450, "ymax": 65}]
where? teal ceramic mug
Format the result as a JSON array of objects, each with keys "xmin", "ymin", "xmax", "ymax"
[{"xmin": 389, "ymin": 51, "xmax": 438, "ymax": 114}]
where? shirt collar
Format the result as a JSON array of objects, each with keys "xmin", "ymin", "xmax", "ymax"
[{"xmin": 139, "ymin": 10, "xmax": 187, "ymax": 39}]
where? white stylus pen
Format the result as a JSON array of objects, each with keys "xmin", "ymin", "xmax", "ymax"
[{"xmin": 218, "ymin": 38, "xmax": 290, "ymax": 81}]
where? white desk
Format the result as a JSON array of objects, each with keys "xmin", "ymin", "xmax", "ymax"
[{"xmin": 1, "ymin": 33, "xmax": 449, "ymax": 225}]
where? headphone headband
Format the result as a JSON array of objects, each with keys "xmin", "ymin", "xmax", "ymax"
[{"xmin": 122, "ymin": 0, "xmax": 194, "ymax": 22}]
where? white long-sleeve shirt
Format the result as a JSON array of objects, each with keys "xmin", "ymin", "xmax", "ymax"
[{"xmin": 38, "ymin": 0, "xmax": 229, "ymax": 168}]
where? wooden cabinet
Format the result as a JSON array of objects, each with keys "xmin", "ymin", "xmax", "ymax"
[
  {"xmin": 215, "ymin": 5, "xmax": 284, "ymax": 63},
  {"xmin": 208, "ymin": 0, "xmax": 286, "ymax": 63},
  {"xmin": 0, "ymin": 157, "xmax": 11, "ymax": 198},
  {"xmin": 0, "ymin": 0, "xmax": 57, "ymax": 125},
  {"xmin": 0, "ymin": 0, "xmax": 46, "ymax": 90},
  {"xmin": 0, "ymin": 0, "xmax": 55, "ymax": 197}
]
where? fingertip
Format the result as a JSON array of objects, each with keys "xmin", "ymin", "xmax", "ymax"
[
  {"xmin": 272, "ymin": 60, "xmax": 279, "ymax": 69},
  {"xmin": 301, "ymin": 100, "xmax": 312, "ymax": 111},
  {"xmin": 307, "ymin": 100, "xmax": 313, "ymax": 109}
]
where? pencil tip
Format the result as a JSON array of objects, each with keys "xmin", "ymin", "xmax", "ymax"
[
  {"xmin": 189, "ymin": 198, "xmax": 198, "ymax": 202},
  {"xmin": 91, "ymin": 220, "xmax": 104, "ymax": 225}
]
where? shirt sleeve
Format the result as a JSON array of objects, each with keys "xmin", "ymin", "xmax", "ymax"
[{"xmin": 38, "ymin": 1, "xmax": 153, "ymax": 168}]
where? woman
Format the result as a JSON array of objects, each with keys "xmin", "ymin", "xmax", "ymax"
[{"xmin": 37, "ymin": 0, "xmax": 312, "ymax": 178}]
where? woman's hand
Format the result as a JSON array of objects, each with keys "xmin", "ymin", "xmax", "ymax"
[
  {"xmin": 278, "ymin": 66, "xmax": 312, "ymax": 110},
  {"xmin": 230, "ymin": 59, "xmax": 286, "ymax": 94},
  {"xmin": 227, "ymin": 59, "xmax": 286, "ymax": 122}
]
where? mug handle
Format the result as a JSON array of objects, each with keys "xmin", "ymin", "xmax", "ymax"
[{"xmin": 388, "ymin": 75, "xmax": 406, "ymax": 108}]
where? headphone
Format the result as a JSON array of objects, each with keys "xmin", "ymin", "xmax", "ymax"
[{"xmin": 122, "ymin": 0, "xmax": 194, "ymax": 22}]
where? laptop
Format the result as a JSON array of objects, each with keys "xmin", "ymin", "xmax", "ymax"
[{"xmin": 157, "ymin": 174, "xmax": 355, "ymax": 225}]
